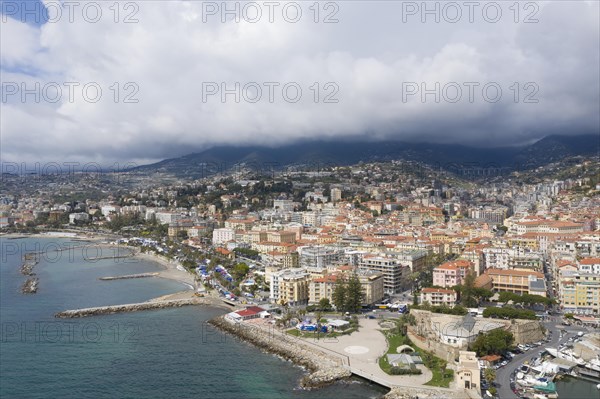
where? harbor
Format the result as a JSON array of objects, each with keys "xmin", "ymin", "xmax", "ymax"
[{"xmin": 508, "ymin": 332, "xmax": 600, "ymax": 399}]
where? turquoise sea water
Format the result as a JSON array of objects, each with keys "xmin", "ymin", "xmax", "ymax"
[
  {"xmin": 0, "ymin": 237, "xmax": 386, "ymax": 398},
  {"xmin": 555, "ymin": 376, "xmax": 598, "ymax": 399}
]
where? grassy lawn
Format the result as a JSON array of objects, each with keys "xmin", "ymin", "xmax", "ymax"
[
  {"xmin": 378, "ymin": 328, "xmax": 453, "ymax": 387},
  {"xmin": 425, "ymin": 367, "xmax": 454, "ymax": 387},
  {"xmin": 420, "ymin": 350, "xmax": 454, "ymax": 388},
  {"xmin": 378, "ymin": 330, "xmax": 417, "ymax": 374}
]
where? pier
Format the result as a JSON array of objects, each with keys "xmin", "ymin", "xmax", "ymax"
[{"xmin": 99, "ymin": 272, "xmax": 159, "ymax": 280}]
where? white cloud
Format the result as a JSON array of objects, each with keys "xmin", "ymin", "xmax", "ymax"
[{"xmin": 1, "ymin": 0, "xmax": 598, "ymax": 164}]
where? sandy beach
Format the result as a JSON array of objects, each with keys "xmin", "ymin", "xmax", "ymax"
[
  {"xmin": 134, "ymin": 250, "xmax": 195, "ymax": 288},
  {"xmin": 2, "ymin": 231, "xmax": 196, "ymax": 290}
]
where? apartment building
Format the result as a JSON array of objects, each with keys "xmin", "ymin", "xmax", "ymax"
[
  {"xmin": 330, "ymin": 188, "xmax": 342, "ymax": 203},
  {"xmin": 299, "ymin": 245, "xmax": 343, "ymax": 269},
  {"xmin": 212, "ymin": 228, "xmax": 235, "ymax": 245},
  {"xmin": 432, "ymin": 260, "xmax": 473, "ymax": 288},
  {"xmin": 559, "ymin": 272, "xmax": 600, "ymax": 315},
  {"xmin": 480, "ymin": 268, "xmax": 546, "ymax": 296},
  {"xmin": 579, "ymin": 258, "xmax": 600, "ymax": 274},
  {"xmin": 270, "ymin": 268, "xmax": 310, "ymax": 306},
  {"xmin": 513, "ymin": 220, "xmax": 583, "ymax": 235},
  {"xmin": 420, "ymin": 287, "xmax": 457, "ymax": 306},
  {"xmin": 262, "ymin": 250, "xmax": 299, "ymax": 268},
  {"xmin": 224, "ymin": 218, "xmax": 255, "ymax": 231},
  {"xmin": 266, "ymin": 231, "xmax": 297, "ymax": 244},
  {"xmin": 558, "ymin": 258, "xmax": 600, "ymax": 315},
  {"xmin": 308, "ymin": 269, "xmax": 384, "ymax": 305},
  {"xmin": 360, "ymin": 255, "xmax": 409, "ymax": 294},
  {"xmin": 468, "ymin": 206, "xmax": 508, "ymax": 224},
  {"xmin": 394, "ymin": 250, "xmax": 428, "ymax": 272},
  {"xmin": 309, "ymin": 274, "xmax": 338, "ymax": 305},
  {"xmin": 356, "ymin": 269, "xmax": 385, "ymax": 305},
  {"xmin": 273, "ymin": 199, "xmax": 294, "ymax": 212},
  {"xmin": 483, "ymin": 247, "xmax": 543, "ymax": 271}
]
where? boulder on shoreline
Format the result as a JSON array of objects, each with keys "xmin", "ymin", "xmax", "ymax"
[{"xmin": 208, "ymin": 316, "xmax": 351, "ymax": 389}]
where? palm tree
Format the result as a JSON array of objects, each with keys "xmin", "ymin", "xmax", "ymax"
[{"xmin": 484, "ymin": 367, "xmax": 496, "ymax": 386}]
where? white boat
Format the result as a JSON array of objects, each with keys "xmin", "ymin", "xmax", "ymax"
[
  {"xmin": 545, "ymin": 348, "xmax": 586, "ymax": 366},
  {"xmin": 585, "ymin": 358, "xmax": 600, "ymax": 372}
]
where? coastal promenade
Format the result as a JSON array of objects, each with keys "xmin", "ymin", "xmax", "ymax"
[{"xmin": 230, "ymin": 317, "xmax": 479, "ymax": 399}]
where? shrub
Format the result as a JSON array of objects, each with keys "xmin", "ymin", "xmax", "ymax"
[{"xmin": 389, "ymin": 366, "xmax": 422, "ymax": 375}]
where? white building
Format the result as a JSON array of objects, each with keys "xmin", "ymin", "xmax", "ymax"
[
  {"xmin": 298, "ymin": 245, "xmax": 343, "ymax": 269},
  {"xmin": 330, "ymin": 188, "xmax": 342, "ymax": 203},
  {"xmin": 360, "ymin": 255, "xmax": 409, "ymax": 294},
  {"xmin": 100, "ymin": 205, "xmax": 120, "ymax": 216},
  {"xmin": 155, "ymin": 211, "xmax": 180, "ymax": 225},
  {"xmin": 212, "ymin": 228, "xmax": 235, "ymax": 245},
  {"xmin": 69, "ymin": 213, "xmax": 89, "ymax": 224},
  {"xmin": 273, "ymin": 199, "xmax": 294, "ymax": 212}
]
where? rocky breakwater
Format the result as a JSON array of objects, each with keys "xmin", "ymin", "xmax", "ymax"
[
  {"xmin": 20, "ymin": 261, "xmax": 36, "ymax": 276},
  {"xmin": 20, "ymin": 254, "xmax": 40, "ymax": 293},
  {"xmin": 21, "ymin": 278, "xmax": 39, "ymax": 294},
  {"xmin": 55, "ymin": 298, "xmax": 212, "ymax": 318},
  {"xmin": 209, "ymin": 316, "xmax": 351, "ymax": 389}
]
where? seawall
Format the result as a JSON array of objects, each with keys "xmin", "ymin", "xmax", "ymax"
[{"xmin": 208, "ymin": 316, "xmax": 352, "ymax": 389}]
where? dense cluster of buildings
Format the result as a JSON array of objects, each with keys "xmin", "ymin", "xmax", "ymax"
[{"xmin": 1, "ymin": 160, "xmax": 599, "ymax": 315}]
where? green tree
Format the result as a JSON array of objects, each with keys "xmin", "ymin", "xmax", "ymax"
[
  {"xmin": 396, "ymin": 313, "xmax": 416, "ymax": 336},
  {"xmin": 232, "ymin": 262, "xmax": 250, "ymax": 282},
  {"xmin": 482, "ymin": 307, "xmax": 537, "ymax": 320},
  {"xmin": 484, "ymin": 367, "xmax": 496, "ymax": 385},
  {"xmin": 457, "ymin": 271, "xmax": 480, "ymax": 307},
  {"xmin": 345, "ymin": 273, "xmax": 364, "ymax": 313},
  {"xmin": 471, "ymin": 329, "xmax": 514, "ymax": 356},
  {"xmin": 318, "ymin": 298, "xmax": 333, "ymax": 311},
  {"xmin": 332, "ymin": 275, "xmax": 347, "ymax": 312}
]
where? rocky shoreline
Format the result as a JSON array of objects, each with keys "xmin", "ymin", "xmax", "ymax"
[{"xmin": 208, "ymin": 316, "xmax": 352, "ymax": 389}]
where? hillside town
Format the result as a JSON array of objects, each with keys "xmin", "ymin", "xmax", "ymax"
[{"xmin": 2, "ymin": 157, "xmax": 600, "ymax": 399}]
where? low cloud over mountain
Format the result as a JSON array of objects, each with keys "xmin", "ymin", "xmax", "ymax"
[{"xmin": 2, "ymin": 1, "xmax": 599, "ymax": 164}]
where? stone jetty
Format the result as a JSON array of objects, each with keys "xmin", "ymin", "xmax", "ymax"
[
  {"xmin": 55, "ymin": 298, "xmax": 213, "ymax": 318},
  {"xmin": 99, "ymin": 272, "xmax": 159, "ymax": 280},
  {"xmin": 209, "ymin": 316, "xmax": 352, "ymax": 389}
]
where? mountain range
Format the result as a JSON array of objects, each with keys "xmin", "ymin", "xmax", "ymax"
[{"xmin": 130, "ymin": 134, "xmax": 599, "ymax": 179}]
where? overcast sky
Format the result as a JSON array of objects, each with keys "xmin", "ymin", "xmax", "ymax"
[{"xmin": 1, "ymin": 0, "xmax": 599, "ymax": 165}]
